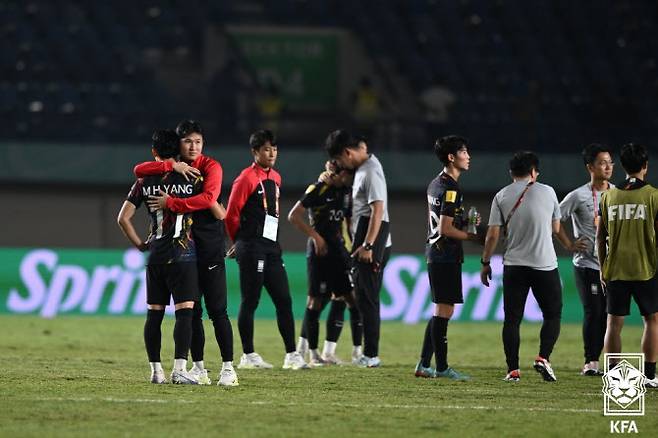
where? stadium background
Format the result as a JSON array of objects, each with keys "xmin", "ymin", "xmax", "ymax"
[
  {"xmin": 1, "ymin": 0, "xmax": 653, "ymax": 324},
  {"xmin": 3, "ymin": 2, "xmax": 658, "ymax": 436}
]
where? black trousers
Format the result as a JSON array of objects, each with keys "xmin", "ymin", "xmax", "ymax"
[
  {"xmin": 197, "ymin": 259, "xmax": 234, "ymax": 362},
  {"xmin": 235, "ymin": 239, "xmax": 296, "ymax": 354},
  {"xmin": 573, "ymin": 266, "xmax": 606, "ymax": 362},
  {"xmin": 353, "ymin": 247, "xmax": 391, "ymax": 358},
  {"xmin": 502, "ymin": 266, "xmax": 562, "ymax": 371}
]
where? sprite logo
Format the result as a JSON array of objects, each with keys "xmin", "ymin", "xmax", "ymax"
[
  {"xmin": 2, "ymin": 249, "xmax": 546, "ymax": 321},
  {"xmin": 6, "ymin": 248, "xmax": 148, "ymax": 318},
  {"xmin": 381, "ymin": 255, "xmax": 544, "ymax": 323}
]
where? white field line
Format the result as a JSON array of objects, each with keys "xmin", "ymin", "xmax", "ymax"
[
  {"xmin": 36, "ymin": 397, "xmax": 194, "ymax": 404},
  {"xmin": 33, "ymin": 397, "xmax": 599, "ymax": 413}
]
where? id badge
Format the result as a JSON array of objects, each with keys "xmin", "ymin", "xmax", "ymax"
[
  {"xmin": 263, "ymin": 214, "xmax": 279, "ymax": 241},
  {"xmin": 591, "ymin": 283, "xmax": 599, "ymax": 295}
]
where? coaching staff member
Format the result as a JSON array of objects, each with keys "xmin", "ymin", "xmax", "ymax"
[
  {"xmin": 325, "ymin": 130, "xmax": 391, "ymax": 368},
  {"xmin": 225, "ymin": 129, "xmax": 309, "ymax": 370},
  {"xmin": 480, "ymin": 151, "xmax": 562, "ymax": 382},
  {"xmin": 556, "ymin": 144, "xmax": 614, "ymax": 377}
]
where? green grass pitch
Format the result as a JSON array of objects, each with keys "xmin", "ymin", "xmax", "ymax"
[{"xmin": 1, "ymin": 316, "xmax": 656, "ymax": 437}]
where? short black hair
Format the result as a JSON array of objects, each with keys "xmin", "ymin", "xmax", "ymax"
[
  {"xmin": 434, "ymin": 135, "xmax": 468, "ymax": 165},
  {"xmin": 249, "ymin": 129, "xmax": 276, "ymax": 150},
  {"xmin": 325, "ymin": 129, "xmax": 360, "ymax": 158},
  {"xmin": 509, "ymin": 151, "xmax": 540, "ymax": 177},
  {"xmin": 176, "ymin": 120, "xmax": 203, "ymax": 138},
  {"xmin": 619, "ymin": 143, "xmax": 648, "ymax": 174},
  {"xmin": 582, "ymin": 143, "xmax": 613, "ymax": 166},
  {"xmin": 151, "ymin": 129, "xmax": 179, "ymax": 159}
]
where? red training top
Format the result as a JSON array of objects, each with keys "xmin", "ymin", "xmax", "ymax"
[
  {"xmin": 225, "ymin": 163, "xmax": 281, "ymax": 242},
  {"xmin": 133, "ymin": 155, "xmax": 223, "ymax": 213}
]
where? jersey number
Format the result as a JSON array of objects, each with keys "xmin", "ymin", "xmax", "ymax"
[
  {"xmin": 155, "ymin": 212, "xmax": 183, "ymax": 239},
  {"xmin": 329, "ymin": 209, "xmax": 344, "ymax": 221},
  {"xmin": 428, "ymin": 211, "xmax": 440, "ymax": 244}
]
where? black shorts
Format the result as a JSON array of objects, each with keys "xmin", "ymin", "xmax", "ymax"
[
  {"xmin": 427, "ymin": 262, "xmax": 463, "ymax": 304},
  {"xmin": 307, "ymin": 253, "xmax": 352, "ymax": 298},
  {"xmin": 607, "ymin": 277, "xmax": 658, "ymax": 316},
  {"xmin": 146, "ymin": 262, "xmax": 199, "ymax": 305}
]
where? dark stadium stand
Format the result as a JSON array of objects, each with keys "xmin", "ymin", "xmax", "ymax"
[{"xmin": 0, "ymin": 0, "xmax": 656, "ymax": 151}]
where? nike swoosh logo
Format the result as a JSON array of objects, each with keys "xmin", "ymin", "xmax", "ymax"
[
  {"xmin": 257, "ymin": 190, "xmax": 264, "ymax": 195},
  {"xmin": 208, "ymin": 265, "xmax": 218, "ymax": 270},
  {"xmin": 326, "ymin": 198, "xmax": 334, "ymax": 202}
]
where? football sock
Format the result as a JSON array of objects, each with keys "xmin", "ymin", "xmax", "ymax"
[
  {"xmin": 173, "ymin": 308, "xmax": 194, "ymax": 360},
  {"xmin": 193, "ymin": 360, "xmax": 204, "ymax": 371},
  {"xmin": 432, "ymin": 316, "xmax": 449, "ymax": 372},
  {"xmin": 349, "ymin": 306, "xmax": 363, "ymax": 347},
  {"xmin": 420, "ymin": 318, "xmax": 433, "ymax": 368},
  {"xmin": 646, "ymin": 362, "xmax": 656, "ymax": 380},
  {"xmin": 149, "ymin": 362, "xmax": 163, "ymax": 373},
  {"xmin": 327, "ymin": 300, "xmax": 346, "ymax": 342},
  {"xmin": 323, "ymin": 340, "xmax": 337, "ymax": 356},
  {"xmin": 299, "ymin": 315, "xmax": 308, "ymax": 339},
  {"xmin": 174, "ymin": 358, "xmax": 187, "ymax": 372},
  {"xmin": 144, "ymin": 309, "xmax": 165, "ymax": 363},
  {"xmin": 297, "ymin": 337, "xmax": 309, "ymax": 353},
  {"xmin": 303, "ymin": 308, "xmax": 321, "ymax": 350},
  {"xmin": 190, "ymin": 304, "xmax": 205, "ymax": 362}
]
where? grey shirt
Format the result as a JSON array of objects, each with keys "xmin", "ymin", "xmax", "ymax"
[
  {"xmin": 560, "ymin": 182, "xmax": 613, "ymax": 270},
  {"xmin": 488, "ymin": 180, "xmax": 561, "ymax": 270},
  {"xmin": 352, "ymin": 154, "xmax": 392, "ymax": 247}
]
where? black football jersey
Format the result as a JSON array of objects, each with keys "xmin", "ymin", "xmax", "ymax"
[
  {"xmin": 300, "ymin": 181, "xmax": 352, "ymax": 255},
  {"xmin": 191, "ymin": 193, "xmax": 226, "ymax": 264},
  {"xmin": 126, "ymin": 172, "xmax": 201, "ymax": 265},
  {"xmin": 425, "ymin": 172, "xmax": 465, "ymax": 263}
]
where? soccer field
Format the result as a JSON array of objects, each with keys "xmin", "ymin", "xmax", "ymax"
[{"xmin": 1, "ymin": 316, "xmax": 655, "ymax": 437}]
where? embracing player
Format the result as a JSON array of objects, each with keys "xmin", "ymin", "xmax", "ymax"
[{"xmin": 288, "ymin": 161, "xmax": 363, "ymax": 366}]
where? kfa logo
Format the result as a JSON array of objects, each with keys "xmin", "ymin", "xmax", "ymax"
[
  {"xmin": 602, "ymin": 353, "xmax": 646, "ymax": 416},
  {"xmin": 602, "ymin": 353, "xmax": 645, "ymax": 434},
  {"xmin": 609, "ymin": 421, "xmax": 638, "ymax": 434}
]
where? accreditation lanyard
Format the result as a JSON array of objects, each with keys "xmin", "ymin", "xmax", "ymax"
[
  {"xmin": 504, "ymin": 181, "xmax": 533, "ymax": 233},
  {"xmin": 591, "ymin": 184, "xmax": 598, "ymax": 227},
  {"xmin": 258, "ymin": 179, "xmax": 280, "ymax": 217},
  {"xmin": 259, "ymin": 178, "xmax": 279, "ymax": 242}
]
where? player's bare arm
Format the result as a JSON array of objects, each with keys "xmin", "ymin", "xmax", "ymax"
[
  {"xmin": 210, "ymin": 202, "xmax": 226, "ymax": 220},
  {"xmin": 287, "ymin": 201, "xmax": 328, "ymax": 256},
  {"xmin": 596, "ymin": 218, "xmax": 608, "ymax": 287},
  {"xmin": 352, "ymin": 200, "xmax": 384, "ymax": 263},
  {"xmin": 555, "ymin": 225, "xmax": 588, "ymax": 252},
  {"xmin": 480, "ymin": 225, "xmax": 500, "ymax": 286},
  {"xmin": 438, "ymin": 214, "xmax": 479, "ymax": 241},
  {"xmin": 117, "ymin": 201, "xmax": 148, "ymax": 252}
]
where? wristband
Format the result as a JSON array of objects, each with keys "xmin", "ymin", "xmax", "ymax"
[
  {"xmin": 480, "ymin": 258, "xmax": 490, "ymax": 266},
  {"xmin": 364, "ymin": 242, "xmax": 374, "ymax": 251}
]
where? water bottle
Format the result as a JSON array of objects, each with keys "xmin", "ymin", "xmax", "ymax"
[{"xmin": 467, "ymin": 206, "xmax": 478, "ymax": 234}]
